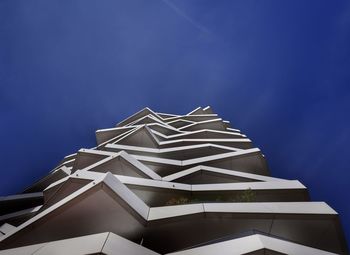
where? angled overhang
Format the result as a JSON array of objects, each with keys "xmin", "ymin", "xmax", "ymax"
[
  {"xmin": 0, "ymin": 231, "xmax": 339, "ymax": 255},
  {"xmin": 116, "ymin": 107, "xmax": 163, "ymax": 127},
  {"xmin": 0, "ymin": 206, "xmax": 42, "ymax": 227},
  {"xmin": 0, "ymin": 172, "xmax": 342, "ymax": 253},
  {"xmin": 162, "ymin": 165, "xmax": 284, "ymax": 182},
  {"xmin": 161, "ymin": 114, "xmax": 220, "ymax": 124},
  {"xmin": 130, "ymin": 148, "xmax": 268, "ymax": 176},
  {"xmin": 0, "ymin": 193, "xmax": 43, "ymax": 216},
  {"xmin": 147, "ymin": 201, "xmax": 337, "ymax": 220},
  {"xmin": 0, "ymin": 232, "xmax": 159, "ymax": 255},
  {"xmin": 0, "ymin": 173, "xmax": 149, "ymax": 249},
  {"xmin": 42, "ymin": 171, "xmax": 308, "ymax": 207},
  {"xmin": 96, "ymin": 126, "xmax": 135, "ymax": 145},
  {"xmin": 74, "ymin": 146, "xmax": 267, "ymax": 177},
  {"xmin": 105, "ymin": 143, "xmax": 242, "ymax": 161},
  {"xmin": 167, "ymin": 119, "xmax": 195, "ymax": 129},
  {"xmin": 104, "ymin": 123, "xmax": 251, "ymax": 149},
  {"xmin": 149, "ymin": 129, "xmax": 246, "ymax": 140},
  {"xmin": 178, "ymin": 118, "xmax": 228, "ymax": 132},
  {"xmin": 71, "ymin": 149, "xmax": 161, "ymax": 179},
  {"xmin": 167, "ymin": 234, "xmax": 339, "ymax": 255}
]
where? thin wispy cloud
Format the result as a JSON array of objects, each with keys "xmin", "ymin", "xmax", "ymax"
[{"xmin": 161, "ymin": 0, "xmax": 210, "ymax": 34}]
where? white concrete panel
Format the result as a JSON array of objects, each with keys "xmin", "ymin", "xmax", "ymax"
[
  {"xmin": 103, "ymin": 232, "xmax": 160, "ymax": 255},
  {"xmin": 34, "ymin": 232, "xmax": 108, "ymax": 255},
  {"xmin": 0, "ymin": 243, "xmax": 46, "ymax": 255},
  {"xmin": 166, "ymin": 235, "xmax": 264, "ymax": 255},
  {"xmin": 148, "ymin": 204, "xmax": 204, "ymax": 220},
  {"xmin": 203, "ymin": 202, "xmax": 337, "ymax": 215},
  {"xmin": 165, "ymin": 234, "xmax": 339, "ymax": 255},
  {"xmin": 0, "ymin": 224, "xmax": 15, "ymax": 235}
]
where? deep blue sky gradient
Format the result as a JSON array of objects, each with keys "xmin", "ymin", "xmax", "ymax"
[{"xmin": 1, "ymin": 0, "xmax": 350, "ymax": 245}]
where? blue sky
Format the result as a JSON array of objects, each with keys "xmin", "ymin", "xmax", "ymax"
[{"xmin": 1, "ymin": 0, "xmax": 350, "ymax": 245}]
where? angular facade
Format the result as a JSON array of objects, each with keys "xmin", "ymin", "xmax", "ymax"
[{"xmin": 0, "ymin": 107, "xmax": 348, "ymax": 254}]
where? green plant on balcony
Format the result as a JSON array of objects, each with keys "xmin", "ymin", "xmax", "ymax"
[
  {"xmin": 165, "ymin": 188, "xmax": 256, "ymax": 205},
  {"xmin": 165, "ymin": 196, "xmax": 190, "ymax": 205},
  {"xmin": 234, "ymin": 188, "xmax": 256, "ymax": 202}
]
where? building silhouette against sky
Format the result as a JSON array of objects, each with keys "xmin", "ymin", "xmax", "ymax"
[{"xmin": 0, "ymin": 107, "xmax": 348, "ymax": 254}]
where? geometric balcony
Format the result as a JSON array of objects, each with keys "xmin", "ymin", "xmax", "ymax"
[{"xmin": 0, "ymin": 107, "xmax": 348, "ymax": 254}]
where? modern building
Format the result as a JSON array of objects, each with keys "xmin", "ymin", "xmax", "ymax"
[{"xmin": 0, "ymin": 107, "xmax": 348, "ymax": 254}]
